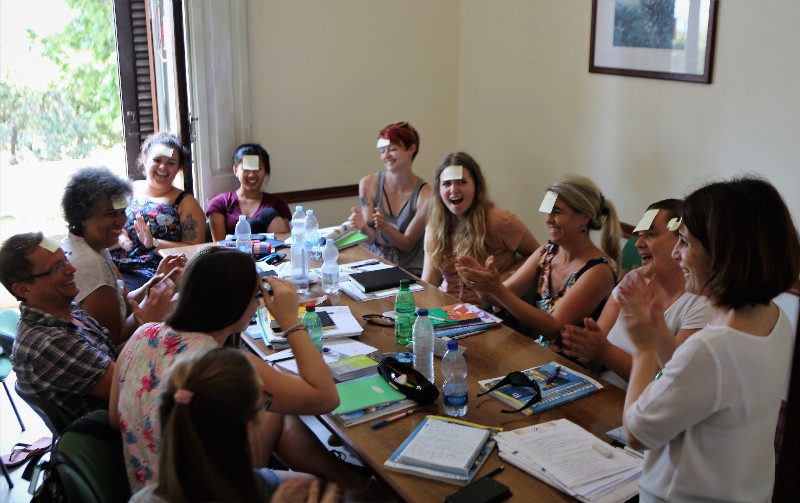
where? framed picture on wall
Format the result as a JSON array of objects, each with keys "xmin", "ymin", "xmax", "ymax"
[{"xmin": 589, "ymin": 0, "xmax": 718, "ymax": 83}]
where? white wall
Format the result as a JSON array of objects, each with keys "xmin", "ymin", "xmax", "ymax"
[
  {"xmin": 244, "ymin": 0, "xmax": 800, "ymax": 235},
  {"xmin": 246, "ymin": 0, "xmax": 460, "ymax": 227}
]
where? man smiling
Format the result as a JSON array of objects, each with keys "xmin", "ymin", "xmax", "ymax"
[{"xmin": 0, "ymin": 232, "xmax": 118, "ymax": 422}]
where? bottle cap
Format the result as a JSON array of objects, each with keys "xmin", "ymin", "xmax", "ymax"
[
  {"xmin": 446, "ymin": 340, "xmax": 459, "ymax": 350},
  {"xmin": 305, "ymin": 302, "xmax": 316, "ymax": 311},
  {"xmin": 295, "ymin": 205, "xmax": 303, "ymax": 211},
  {"xmin": 399, "ymin": 279, "xmax": 410, "ymax": 287},
  {"xmin": 326, "ymin": 238, "xmax": 334, "ymax": 246},
  {"xmin": 417, "ymin": 308, "xmax": 428, "ymax": 316},
  {"xmin": 307, "ymin": 209, "xmax": 314, "ymax": 215},
  {"xmin": 238, "ymin": 215, "xmax": 246, "ymax": 221}
]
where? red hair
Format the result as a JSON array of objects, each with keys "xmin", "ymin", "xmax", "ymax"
[{"xmin": 377, "ymin": 122, "xmax": 420, "ymax": 159}]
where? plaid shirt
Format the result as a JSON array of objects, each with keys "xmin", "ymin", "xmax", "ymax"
[{"xmin": 13, "ymin": 302, "xmax": 119, "ymax": 421}]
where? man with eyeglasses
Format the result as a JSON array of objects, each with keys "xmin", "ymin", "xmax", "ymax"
[{"xmin": 0, "ymin": 232, "xmax": 120, "ymax": 422}]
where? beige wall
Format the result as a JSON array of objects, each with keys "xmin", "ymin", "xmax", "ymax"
[
  {"xmin": 246, "ymin": 0, "xmax": 800, "ymax": 235},
  {"xmin": 247, "ymin": 0, "xmax": 460, "ymax": 227}
]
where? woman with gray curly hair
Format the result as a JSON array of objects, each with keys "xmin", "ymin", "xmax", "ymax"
[{"xmin": 61, "ymin": 166, "xmax": 184, "ymax": 346}]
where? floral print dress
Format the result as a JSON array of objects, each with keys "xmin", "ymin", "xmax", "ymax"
[
  {"xmin": 111, "ymin": 193, "xmax": 187, "ymax": 279},
  {"xmin": 115, "ymin": 322, "xmax": 217, "ymax": 492}
]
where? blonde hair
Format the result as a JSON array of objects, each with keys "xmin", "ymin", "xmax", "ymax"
[
  {"xmin": 548, "ymin": 175, "xmax": 621, "ymax": 268},
  {"xmin": 155, "ymin": 348, "xmax": 263, "ymax": 503},
  {"xmin": 426, "ymin": 152, "xmax": 494, "ymax": 271}
]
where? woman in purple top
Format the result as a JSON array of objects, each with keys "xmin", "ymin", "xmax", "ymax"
[{"xmin": 206, "ymin": 143, "xmax": 291, "ymax": 242}]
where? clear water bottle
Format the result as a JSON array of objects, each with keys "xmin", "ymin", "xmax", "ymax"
[
  {"xmin": 413, "ymin": 308, "xmax": 435, "ymax": 383},
  {"xmin": 291, "ymin": 205, "xmax": 306, "ymax": 243},
  {"xmin": 302, "ymin": 303, "xmax": 323, "ymax": 351},
  {"xmin": 321, "ymin": 238, "xmax": 340, "ymax": 294},
  {"xmin": 234, "ymin": 215, "xmax": 253, "ymax": 256},
  {"xmin": 290, "ymin": 227, "xmax": 309, "ymax": 293},
  {"xmin": 442, "ymin": 340, "xmax": 468, "ymax": 417},
  {"xmin": 394, "ymin": 279, "xmax": 416, "ymax": 346},
  {"xmin": 304, "ymin": 209, "xmax": 321, "ymax": 260}
]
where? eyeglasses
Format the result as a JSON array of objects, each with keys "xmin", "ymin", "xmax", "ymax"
[
  {"xmin": 476, "ymin": 371, "xmax": 542, "ymax": 413},
  {"xmin": 362, "ymin": 314, "xmax": 395, "ymax": 327},
  {"xmin": 18, "ymin": 260, "xmax": 68, "ymax": 282}
]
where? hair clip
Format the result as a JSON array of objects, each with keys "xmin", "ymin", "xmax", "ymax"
[{"xmin": 173, "ymin": 389, "xmax": 194, "ymax": 405}]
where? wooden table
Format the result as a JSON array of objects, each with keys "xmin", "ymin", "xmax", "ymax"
[{"xmin": 178, "ymin": 242, "xmax": 628, "ymax": 502}]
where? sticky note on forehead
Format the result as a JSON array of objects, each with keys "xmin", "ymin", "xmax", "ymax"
[
  {"xmin": 441, "ymin": 165, "xmax": 463, "ymax": 182},
  {"xmin": 242, "ymin": 155, "xmax": 260, "ymax": 171},
  {"xmin": 667, "ymin": 217, "xmax": 682, "ymax": 232},
  {"xmin": 39, "ymin": 236, "xmax": 61, "ymax": 253},
  {"xmin": 151, "ymin": 144, "xmax": 174, "ymax": 158},
  {"xmin": 633, "ymin": 209, "xmax": 659, "ymax": 233},
  {"xmin": 376, "ymin": 138, "xmax": 390, "ymax": 148},
  {"xmin": 111, "ymin": 195, "xmax": 129, "ymax": 210},
  {"xmin": 539, "ymin": 191, "xmax": 558, "ymax": 213}
]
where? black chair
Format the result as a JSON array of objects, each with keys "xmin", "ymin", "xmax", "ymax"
[{"xmin": 15, "ymin": 382, "xmax": 73, "ymax": 437}]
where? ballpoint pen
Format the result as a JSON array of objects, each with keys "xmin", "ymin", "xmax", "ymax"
[
  {"xmin": 349, "ymin": 260, "xmax": 380, "ymax": 269},
  {"xmin": 268, "ymin": 347, "xmax": 330, "ymax": 364},
  {"xmin": 545, "ymin": 365, "xmax": 562, "ymax": 385},
  {"xmin": 371, "ymin": 409, "xmax": 416, "ymax": 429}
]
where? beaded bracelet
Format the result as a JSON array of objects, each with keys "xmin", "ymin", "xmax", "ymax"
[{"xmin": 283, "ymin": 322, "xmax": 307, "ymax": 338}]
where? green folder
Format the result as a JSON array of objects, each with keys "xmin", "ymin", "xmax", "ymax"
[
  {"xmin": 333, "ymin": 374, "xmax": 406, "ymax": 415},
  {"xmin": 334, "ymin": 231, "xmax": 368, "ymax": 249}
]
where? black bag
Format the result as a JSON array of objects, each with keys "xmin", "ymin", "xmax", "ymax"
[{"xmin": 377, "ymin": 356, "xmax": 439, "ymax": 405}]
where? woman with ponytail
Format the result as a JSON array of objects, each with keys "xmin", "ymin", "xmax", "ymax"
[{"xmin": 458, "ymin": 175, "xmax": 619, "ymax": 346}]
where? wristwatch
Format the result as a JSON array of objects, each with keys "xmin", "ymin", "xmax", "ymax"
[{"xmin": 152, "ymin": 238, "xmax": 161, "ymax": 249}]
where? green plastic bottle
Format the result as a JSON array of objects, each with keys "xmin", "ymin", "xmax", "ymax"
[{"xmin": 394, "ymin": 279, "xmax": 416, "ymax": 346}]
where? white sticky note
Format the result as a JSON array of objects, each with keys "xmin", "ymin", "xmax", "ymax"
[
  {"xmin": 538, "ymin": 191, "xmax": 558, "ymax": 214},
  {"xmin": 441, "ymin": 165, "xmax": 463, "ymax": 182},
  {"xmin": 242, "ymin": 155, "xmax": 260, "ymax": 171},
  {"xmin": 632, "ymin": 209, "xmax": 659, "ymax": 233},
  {"xmin": 111, "ymin": 195, "xmax": 129, "ymax": 210},
  {"xmin": 376, "ymin": 138, "xmax": 390, "ymax": 148},
  {"xmin": 151, "ymin": 144, "xmax": 174, "ymax": 159},
  {"xmin": 667, "ymin": 217, "xmax": 682, "ymax": 232},
  {"xmin": 39, "ymin": 236, "xmax": 61, "ymax": 253}
]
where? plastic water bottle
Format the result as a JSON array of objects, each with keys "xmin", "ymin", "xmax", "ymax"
[
  {"xmin": 291, "ymin": 205, "xmax": 306, "ymax": 237},
  {"xmin": 290, "ymin": 227, "xmax": 309, "ymax": 293},
  {"xmin": 302, "ymin": 303, "xmax": 323, "ymax": 351},
  {"xmin": 394, "ymin": 279, "xmax": 416, "ymax": 346},
  {"xmin": 304, "ymin": 209, "xmax": 321, "ymax": 260},
  {"xmin": 413, "ymin": 308, "xmax": 435, "ymax": 383},
  {"xmin": 234, "ymin": 215, "xmax": 252, "ymax": 256},
  {"xmin": 321, "ymin": 238, "xmax": 340, "ymax": 294},
  {"xmin": 442, "ymin": 340, "xmax": 468, "ymax": 417}
]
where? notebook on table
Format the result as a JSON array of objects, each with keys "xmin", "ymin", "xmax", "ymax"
[{"xmin": 348, "ymin": 267, "xmax": 417, "ymax": 293}]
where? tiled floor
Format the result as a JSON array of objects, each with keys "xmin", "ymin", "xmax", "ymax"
[{"xmin": 1, "ymin": 370, "xmax": 50, "ymax": 503}]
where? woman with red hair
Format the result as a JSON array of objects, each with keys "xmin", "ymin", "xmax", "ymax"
[{"xmin": 348, "ymin": 122, "xmax": 432, "ymax": 276}]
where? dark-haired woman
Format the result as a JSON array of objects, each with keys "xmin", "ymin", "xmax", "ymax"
[
  {"xmin": 110, "ymin": 248, "xmax": 368, "ymax": 495},
  {"xmin": 111, "ymin": 132, "xmax": 206, "ymax": 291},
  {"xmin": 61, "ymin": 166, "xmax": 181, "ymax": 346},
  {"xmin": 348, "ymin": 122, "xmax": 432, "ymax": 276},
  {"xmin": 206, "ymin": 143, "xmax": 291, "ymax": 242},
  {"xmin": 619, "ymin": 177, "xmax": 800, "ymax": 501}
]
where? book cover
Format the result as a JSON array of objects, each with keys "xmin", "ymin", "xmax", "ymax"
[
  {"xmin": 329, "ymin": 354, "xmax": 379, "ymax": 382},
  {"xmin": 334, "ymin": 232, "xmax": 368, "ymax": 250},
  {"xmin": 331, "ymin": 399, "xmax": 414, "ymax": 427},
  {"xmin": 348, "ymin": 267, "xmax": 417, "ymax": 293},
  {"xmin": 384, "ymin": 416, "xmax": 497, "ymax": 486},
  {"xmin": 395, "ymin": 418, "xmax": 491, "ymax": 474},
  {"xmin": 477, "ymin": 361, "xmax": 604, "ymax": 415},
  {"xmin": 427, "ymin": 303, "xmax": 483, "ymax": 329},
  {"xmin": 333, "ymin": 373, "xmax": 406, "ymax": 415}
]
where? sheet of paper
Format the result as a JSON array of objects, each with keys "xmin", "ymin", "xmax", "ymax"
[
  {"xmin": 274, "ymin": 339, "xmax": 377, "ymax": 374},
  {"xmin": 339, "ymin": 280, "xmax": 424, "ymax": 302}
]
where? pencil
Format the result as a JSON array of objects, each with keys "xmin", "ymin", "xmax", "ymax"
[{"xmin": 370, "ymin": 409, "xmax": 416, "ymax": 429}]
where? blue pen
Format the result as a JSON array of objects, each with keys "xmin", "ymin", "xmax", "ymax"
[{"xmin": 545, "ymin": 365, "xmax": 562, "ymax": 385}]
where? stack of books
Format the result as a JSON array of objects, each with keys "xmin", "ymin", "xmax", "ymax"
[
  {"xmin": 495, "ymin": 418, "xmax": 642, "ymax": 502},
  {"xmin": 252, "ymin": 305, "xmax": 364, "ymax": 349},
  {"xmin": 477, "ymin": 361, "xmax": 603, "ymax": 415},
  {"xmin": 428, "ymin": 303, "xmax": 503, "ymax": 340},
  {"xmin": 330, "ymin": 373, "xmax": 414, "ymax": 426},
  {"xmin": 384, "ymin": 416, "xmax": 497, "ymax": 486}
]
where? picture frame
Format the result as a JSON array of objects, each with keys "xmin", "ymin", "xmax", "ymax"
[{"xmin": 589, "ymin": 0, "xmax": 718, "ymax": 84}]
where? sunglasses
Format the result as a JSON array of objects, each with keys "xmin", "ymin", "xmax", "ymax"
[
  {"xmin": 476, "ymin": 371, "xmax": 542, "ymax": 413},
  {"xmin": 362, "ymin": 314, "xmax": 395, "ymax": 327}
]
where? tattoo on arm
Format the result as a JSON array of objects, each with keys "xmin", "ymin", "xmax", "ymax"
[
  {"xmin": 182, "ymin": 213, "xmax": 197, "ymax": 242},
  {"xmin": 359, "ymin": 196, "xmax": 367, "ymax": 207}
]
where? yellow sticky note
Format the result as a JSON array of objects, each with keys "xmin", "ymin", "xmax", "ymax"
[
  {"xmin": 39, "ymin": 236, "xmax": 61, "ymax": 253},
  {"xmin": 441, "ymin": 165, "xmax": 463, "ymax": 182},
  {"xmin": 242, "ymin": 155, "xmax": 260, "ymax": 171},
  {"xmin": 633, "ymin": 209, "xmax": 659, "ymax": 233},
  {"xmin": 667, "ymin": 217, "xmax": 682, "ymax": 232},
  {"xmin": 151, "ymin": 144, "xmax": 174, "ymax": 159},
  {"xmin": 111, "ymin": 195, "xmax": 129, "ymax": 210},
  {"xmin": 539, "ymin": 191, "xmax": 558, "ymax": 214}
]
